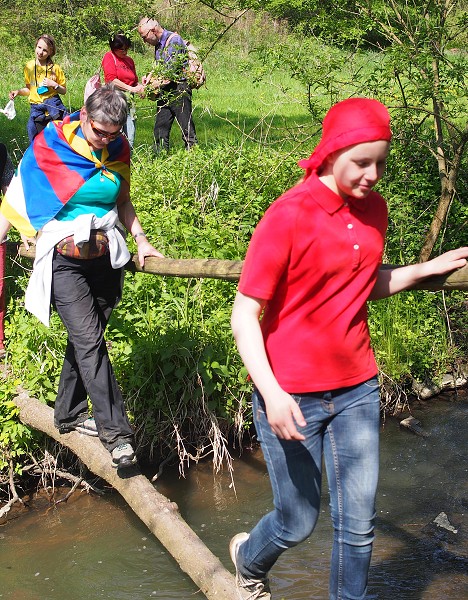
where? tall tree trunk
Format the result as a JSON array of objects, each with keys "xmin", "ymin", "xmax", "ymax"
[
  {"xmin": 419, "ymin": 133, "xmax": 466, "ymax": 262},
  {"xmin": 418, "ymin": 179, "xmax": 454, "ymax": 262}
]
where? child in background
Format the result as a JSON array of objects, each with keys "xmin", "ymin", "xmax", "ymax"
[
  {"xmin": 9, "ymin": 34, "xmax": 68, "ymax": 142},
  {"xmin": 230, "ymin": 97, "xmax": 468, "ymax": 600}
]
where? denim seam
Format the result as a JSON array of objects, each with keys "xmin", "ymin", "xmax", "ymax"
[
  {"xmin": 328, "ymin": 422, "xmax": 344, "ymax": 600},
  {"xmin": 246, "ymin": 397, "xmax": 285, "ymax": 576}
]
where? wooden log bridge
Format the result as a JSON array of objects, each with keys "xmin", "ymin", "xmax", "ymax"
[
  {"xmin": 13, "ymin": 391, "xmax": 238, "ymax": 600},
  {"xmin": 7, "ymin": 242, "xmax": 468, "ymax": 289}
]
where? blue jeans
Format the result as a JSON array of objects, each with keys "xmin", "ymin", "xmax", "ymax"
[{"xmin": 238, "ymin": 378, "xmax": 380, "ymax": 600}]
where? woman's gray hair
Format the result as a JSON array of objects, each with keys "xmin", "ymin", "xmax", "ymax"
[{"xmin": 85, "ymin": 84, "xmax": 128, "ymax": 127}]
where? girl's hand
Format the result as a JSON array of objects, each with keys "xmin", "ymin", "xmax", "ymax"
[
  {"xmin": 425, "ymin": 247, "xmax": 468, "ymax": 276},
  {"xmin": 265, "ymin": 390, "xmax": 307, "ymax": 441},
  {"xmin": 42, "ymin": 77, "xmax": 58, "ymax": 89},
  {"xmin": 9, "ymin": 90, "xmax": 19, "ymax": 100}
]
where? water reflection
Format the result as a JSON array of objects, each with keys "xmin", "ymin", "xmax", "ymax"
[{"xmin": 0, "ymin": 397, "xmax": 466, "ymax": 600}]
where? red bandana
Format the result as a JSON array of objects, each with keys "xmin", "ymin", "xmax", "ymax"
[{"xmin": 298, "ymin": 97, "xmax": 392, "ymax": 179}]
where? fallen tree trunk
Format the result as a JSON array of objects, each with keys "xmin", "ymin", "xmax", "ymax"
[
  {"xmin": 13, "ymin": 390, "xmax": 238, "ymax": 600},
  {"xmin": 7, "ymin": 242, "xmax": 244, "ymax": 282},
  {"xmin": 7, "ymin": 242, "xmax": 468, "ymax": 288}
]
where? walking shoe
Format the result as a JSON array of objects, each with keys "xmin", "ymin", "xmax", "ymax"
[
  {"xmin": 229, "ymin": 532, "xmax": 271, "ymax": 599},
  {"xmin": 57, "ymin": 417, "xmax": 98, "ymax": 436},
  {"xmin": 111, "ymin": 443, "xmax": 137, "ymax": 469},
  {"xmin": 75, "ymin": 417, "xmax": 99, "ymax": 437}
]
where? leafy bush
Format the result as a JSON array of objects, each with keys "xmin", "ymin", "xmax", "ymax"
[{"xmin": 0, "ymin": 144, "xmax": 296, "ymax": 468}]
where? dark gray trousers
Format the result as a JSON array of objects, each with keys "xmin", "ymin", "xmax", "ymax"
[
  {"xmin": 51, "ymin": 251, "xmax": 134, "ymax": 451},
  {"xmin": 154, "ymin": 82, "xmax": 197, "ymax": 151}
]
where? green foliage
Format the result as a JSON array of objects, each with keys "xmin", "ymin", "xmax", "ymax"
[
  {"xmin": 130, "ymin": 144, "xmax": 297, "ymax": 260},
  {"xmin": 368, "ymin": 291, "xmax": 457, "ymax": 384},
  {"xmin": 0, "ymin": 379, "xmax": 34, "ymax": 472},
  {"xmin": 1, "ymin": 0, "xmax": 154, "ymax": 47}
]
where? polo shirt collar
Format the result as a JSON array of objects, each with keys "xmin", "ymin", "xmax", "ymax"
[
  {"xmin": 305, "ymin": 173, "xmax": 369, "ymax": 214},
  {"xmin": 157, "ymin": 29, "xmax": 169, "ymax": 48}
]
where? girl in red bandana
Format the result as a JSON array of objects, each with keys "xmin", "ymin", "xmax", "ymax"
[{"xmin": 229, "ymin": 98, "xmax": 468, "ymax": 600}]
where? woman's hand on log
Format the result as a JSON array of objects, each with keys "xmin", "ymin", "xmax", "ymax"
[{"xmin": 135, "ymin": 238, "xmax": 164, "ymax": 268}]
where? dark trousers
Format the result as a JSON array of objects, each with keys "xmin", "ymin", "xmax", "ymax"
[
  {"xmin": 51, "ymin": 252, "xmax": 134, "ymax": 451},
  {"xmin": 154, "ymin": 82, "xmax": 197, "ymax": 151},
  {"xmin": 0, "ymin": 143, "xmax": 7, "ymax": 181}
]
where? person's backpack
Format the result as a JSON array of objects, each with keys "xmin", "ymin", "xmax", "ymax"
[
  {"xmin": 84, "ymin": 72, "xmax": 101, "ymax": 103},
  {"xmin": 165, "ymin": 33, "xmax": 206, "ymax": 89},
  {"xmin": 184, "ymin": 41, "xmax": 206, "ymax": 89}
]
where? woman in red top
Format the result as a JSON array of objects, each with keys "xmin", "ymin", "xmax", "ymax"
[
  {"xmin": 102, "ymin": 34, "xmax": 145, "ymax": 149},
  {"xmin": 229, "ymin": 98, "xmax": 468, "ymax": 600}
]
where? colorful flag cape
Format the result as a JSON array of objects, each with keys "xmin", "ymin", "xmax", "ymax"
[{"xmin": 1, "ymin": 111, "xmax": 130, "ymax": 237}]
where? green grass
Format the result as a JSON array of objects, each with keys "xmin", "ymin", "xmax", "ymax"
[{"xmin": 1, "ymin": 41, "xmax": 313, "ymax": 157}]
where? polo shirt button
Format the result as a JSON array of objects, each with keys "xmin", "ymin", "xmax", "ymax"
[
  {"xmin": 347, "ymin": 224, "xmax": 353, "ymax": 229},
  {"xmin": 354, "ymin": 244, "xmax": 359, "ymax": 250}
]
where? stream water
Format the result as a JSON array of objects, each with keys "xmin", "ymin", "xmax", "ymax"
[{"xmin": 0, "ymin": 395, "xmax": 466, "ymax": 600}]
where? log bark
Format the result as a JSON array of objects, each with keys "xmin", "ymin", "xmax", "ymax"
[
  {"xmin": 7, "ymin": 242, "xmax": 468, "ymax": 288},
  {"xmin": 7, "ymin": 242, "xmax": 244, "ymax": 282},
  {"xmin": 12, "ymin": 390, "xmax": 238, "ymax": 600}
]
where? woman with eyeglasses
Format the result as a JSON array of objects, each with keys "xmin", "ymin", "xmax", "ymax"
[
  {"xmin": 9, "ymin": 33, "xmax": 68, "ymax": 143},
  {"xmin": 0, "ymin": 85, "xmax": 164, "ymax": 470},
  {"xmin": 101, "ymin": 34, "xmax": 145, "ymax": 149}
]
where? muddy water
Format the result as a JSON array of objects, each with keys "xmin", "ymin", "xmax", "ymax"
[{"xmin": 0, "ymin": 397, "xmax": 466, "ymax": 600}]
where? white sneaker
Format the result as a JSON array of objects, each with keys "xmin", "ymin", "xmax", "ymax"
[
  {"xmin": 111, "ymin": 443, "xmax": 137, "ymax": 468},
  {"xmin": 75, "ymin": 417, "xmax": 99, "ymax": 437},
  {"xmin": 229, "ymin": 532, "xmax": 271, "ymax": 599}
]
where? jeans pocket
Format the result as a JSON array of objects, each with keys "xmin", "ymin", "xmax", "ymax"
[{"xmin": 364, "ymin": 376, "xmax": 379, "ymax": 389}]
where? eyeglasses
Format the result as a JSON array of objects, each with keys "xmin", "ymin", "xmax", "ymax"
[
  {"xmin": 140, "ymin": 29, "xmax": 154, "ymax": 42},
  {"xmin": 89, "ymin": 120, "xmax": 123, "ymax": 140}
]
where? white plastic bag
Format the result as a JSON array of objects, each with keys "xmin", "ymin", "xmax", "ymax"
[
  {"xmin": 84, "ymin": 72, "xmax": 101, "ymax": 103},
  {"xmin": 0, "ymin": 100, "xmax": 16, "ymax": 120}
]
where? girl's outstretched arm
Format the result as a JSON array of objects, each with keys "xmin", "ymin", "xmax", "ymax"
[{"xmin": 369, "ymin": 248, "xmax": 468, "ymax": 300}]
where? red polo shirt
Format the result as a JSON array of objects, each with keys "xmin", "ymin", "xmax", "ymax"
[
  {"xmin": 238, "ymin": 173, "xmax": 388, "ymax": 392},
  {"xmin": 102, "ymin": 51, "xmax": 138, "ymax": 87}
]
